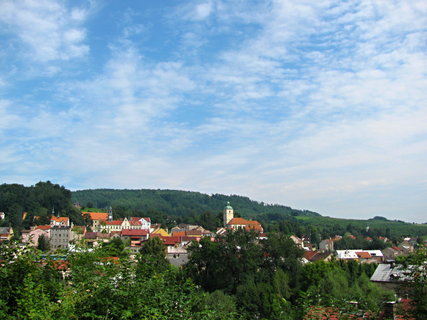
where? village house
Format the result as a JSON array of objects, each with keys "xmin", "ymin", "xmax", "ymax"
[
  {"xmin": 21, "ymin": 227, "xmax": 50, "ymax": 247},
  {"xmin": 0, "ymin": 226, "xmax": 13, "ymax": 242},
  {"xmin": 290, "ymin": 235, "xmax": 304, "ymax": 248},
  {"xmin": 82, "ymin": 211, "xmax": 109, "ymax": 231},
  {"xmin": 302, "ymin": 250, "xmax": 333, "ymax": 263},
  {"xmin": 84, "ymin": 231, "xmax": 118, "ymax": 247},
  {"xmin": 370, "ymin": 263, "xmax": 413, "ymax": 294},
  {"xmin": 319, "ymin": 239, "xmax": 334, "ymax": 252},
  {"xmin": 82, "ymin": 209, "xmax": 151, "ymax": 233},
  {"xmin": 50, "ymin": 226, "xmax": 71, "ymax": 250},
  {"xmin": 121, "ymin": 229, "xmax": 149, "ymax": 248},
  {"xmin": 50, "ymin": 215, "xmax": 70, "ymax": 227},
  {"xmin": 336, "ymin": 249, "xmax": 383, "ymax": 263}
]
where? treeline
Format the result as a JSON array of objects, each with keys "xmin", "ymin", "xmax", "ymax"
[
  {"xmin": 72, "ymin": 188, "xmax": 320, "ymax": 220},
  {"xmin": 0, "ymin": 182, "xmax": 83, "ymax": 232},
  {"xmin": 295, "ymin": 216, "xmax": 427, "ymax": 243}
]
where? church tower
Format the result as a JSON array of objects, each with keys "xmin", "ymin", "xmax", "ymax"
[
  {"xmin": 108, "ymin": 206, "xmax": 113, "ymax": 222},
  {"xmin": 223, "ymin": 202, "xmax": 234, "ymax": 226}
]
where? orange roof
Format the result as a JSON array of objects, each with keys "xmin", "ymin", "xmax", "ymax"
[
  {"xmin": 356, "ymin": 251, "xmax": 371, "ymax": 259},
  {"xmin": 228, "ymin": 217, "xmax": 260, "ymax": 226},
  {"xmin": 171, "ymin": 231, "xmax": 186, "ymax": 237},
  {"xmin": 35, "ymin": 225, "xmax": 51, "ymax": 230},
  {"xmin": 51, "ymin": 216, "xmax": 69, "ymax": 223},
  {"xmin": 228, "ymin": 217, "xmax": 263, "ymax": 231},
  {"xmin": 82, "ymin": 212, "xmax": 108, "ymax": 221}
]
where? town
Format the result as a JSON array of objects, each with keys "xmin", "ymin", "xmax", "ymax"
[{"xmin": 1, "ymin": 201, "xmax": 426, "ymax": 319}]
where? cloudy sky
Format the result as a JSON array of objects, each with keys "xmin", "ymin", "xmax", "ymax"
[{"xmin": 1, "ymin": 0, "xmax": 426, "ymax": 222}]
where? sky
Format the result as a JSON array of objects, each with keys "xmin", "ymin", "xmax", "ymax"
[{"xmin": 0, "ymin": 0, "xmax": 426, "ymax": 222}]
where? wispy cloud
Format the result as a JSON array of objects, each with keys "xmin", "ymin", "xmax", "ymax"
[
  {"xmin": 0, "ymin": 0, "xmax": 91, "ymax": 62},
  {"xmin": 0, "ymin": 1, "xmax": 426, "ymax": 221}
]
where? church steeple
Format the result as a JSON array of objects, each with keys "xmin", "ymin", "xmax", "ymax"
[
  {"xmin": 108, "ymin": 206, "xmax": 113, "ymax": 222},
  {"xmin": 223, "ymin": 202, "xmax": 234, "ymax": 226}
]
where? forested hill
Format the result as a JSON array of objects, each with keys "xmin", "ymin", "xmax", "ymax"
[{"xmin": 71, "ymin": 188, "xmax": 320, "ymax": 219}]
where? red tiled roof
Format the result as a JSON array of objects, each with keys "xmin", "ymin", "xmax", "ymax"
[
  {"xmin": 356, "ymin": 251, "xmax": 371, "ymax": 259},
  {"xmin": 228, "ymin": 217, "xmax": 257, "ymax": 225},
  {"xmin": 227, "ymin": 217, "xmax": 263, "ymax": 231},
  {"xmin": 304, "ymin": 251, "xmax": 319, "ymax": 261},
  {"xmin": 82, "ymin": 212, "xmax": 108, "ymax": 221},
  {"xmin": 121, "ymin": 229, "xmax": 149, "ymax": 236},
  {"xmin": 161, "ymin": 236, "xmax": 181, "ymax": 245},
  {"xmin": 51, "ymin": 216, "xmax": 69, "ymax": 223},
  {"xmin": 35, "ymin": 225, "xmax": 51, "ymax": 230}
]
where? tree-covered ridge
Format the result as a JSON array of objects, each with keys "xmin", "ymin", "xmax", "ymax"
[
  {"xmin": 71, "ymin": 188, "xmax": 320, "ymax": 219},
  {"xmin": 294, "ymin": 215, "xmax": 427, "ymax": 240},
  {"xmin": 0, "ymin": 182, "xmax": 83, "ymax": 231}
]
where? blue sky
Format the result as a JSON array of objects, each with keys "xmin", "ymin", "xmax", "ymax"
[{"xmin": 1, "ymin": 0, "xmax": 426, "ymax": 222}]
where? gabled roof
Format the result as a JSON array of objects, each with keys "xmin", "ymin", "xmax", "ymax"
[
  {"xmin": 228, "ymin": 217, "xmax": 257, "ymax": 225},
  {"xmin": 152, "ymin": 228, "xmax": 169, "ymax": 236},
  {"xmin": 51, "ymin": 216, "xmax": 69, "ymax": 224},
  {"xmin": 82, "ymin": 212, "xmax": 108, "ymax": 221},
  {"xmin": 303, "ymin": 251, "xmax": 319, "ymax": 261},
  {"xmin": 227, "ymin": 217, "xmax": 263, "ymax": 232}
]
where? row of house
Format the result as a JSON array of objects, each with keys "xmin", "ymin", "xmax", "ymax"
[{"xmin": 291, "ymin": 232, "xmax": 419, "ymax": 264}]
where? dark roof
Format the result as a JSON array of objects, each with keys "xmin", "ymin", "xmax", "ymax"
[{"xmin": 84, "ymin": 232, "xmax": 97, "ymax": 239}]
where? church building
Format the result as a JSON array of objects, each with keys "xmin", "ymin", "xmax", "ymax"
[{"xmin": 223, "ymin": 202, "xmax": 263, "ymax": 233}]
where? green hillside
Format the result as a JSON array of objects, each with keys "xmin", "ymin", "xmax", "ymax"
[
  {"xmin": 295, "ymin": 215, "xmax": 427, "ymax": 239},
  {"xmin": 71, "ymin": 188, "xmax": 320, "ymax": 219}
]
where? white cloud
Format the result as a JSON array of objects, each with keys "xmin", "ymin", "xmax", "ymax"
[
  {"xmin": 195, "ymin": 2, "xmax": 213, "ymax": 20},
  {"xmin": 0, "ymin": 0, "xmax": 90, "ymax": 62}
]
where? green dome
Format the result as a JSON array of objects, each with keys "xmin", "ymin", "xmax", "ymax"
[{"xmin": 224, "ymin": 201, "xmax": 233, "ymax": 210}]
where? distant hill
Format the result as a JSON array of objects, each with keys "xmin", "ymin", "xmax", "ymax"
[
  {"xmin": 295, "ymin": 215, "xmax": 427, "ymax": 239},
  {"xmin": 71, "ymin": 188, "xmax": 320, "ymax": 219}
]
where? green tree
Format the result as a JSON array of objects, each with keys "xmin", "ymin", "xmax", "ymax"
[
  {"xmin": 138, "ymin": 236, "xmax": 168, "ymax": 275},
  {"xmin": 37, "ymin": 234, "xmax": 50, "ymax": 251}
]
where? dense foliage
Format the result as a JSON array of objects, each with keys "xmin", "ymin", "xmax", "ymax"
[
  {"xmin": 1, "ymin": 234, "xmax": 397, "ymax": 320},
  {"xmin": 396, "ymin": 248, "xmax": 427, "ymax": 318},
  {"xmin": 0, "ymin": 241, "xmax": 241, "ymax": 320},
  {"xmin": 185, "ymin": 230, "xmax": 394, "ymax": 319},
  {"xmin": 0, "ymin": 182, "xmax": 83, "ymax": 232}
]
